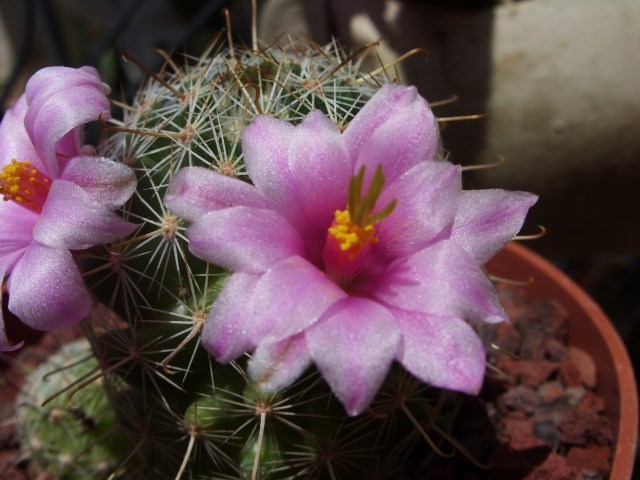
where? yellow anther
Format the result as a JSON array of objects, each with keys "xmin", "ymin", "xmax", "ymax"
[
  {"xmin": 322, "ymin": 165, "xmax": 396, "ymax": 286},
  {"xmin": 0, "ymin": 159, "xmax": 52, "ymax": 213},
  {"xmin": 328, "ymin": 209, "xmax": 379, "ymax": 255}
]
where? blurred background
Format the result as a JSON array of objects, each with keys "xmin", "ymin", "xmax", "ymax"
[{"xmin": 0, "ymin": 0, "xmax": 638, "ymax": 466}]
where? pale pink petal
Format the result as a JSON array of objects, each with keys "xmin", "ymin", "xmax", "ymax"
[
  {"xmin": 61, "ymin": 156, "xmax": 137, "ymax": 207},
  {"xmin": 367, "ymin": 241, "xmax": 507, "ymax": 324},
  {"xmin": 241, "ymin": 115, "xmax": 309, "ymax": 230},
  {"xmin": 343, "ymin": 84, "xmax": 417, "ymax": 162},
  {"xmin": 0, "ymin": 321, "xmax": 23, "ymax": 352},
  {"xmin": 375, "ymin": 161, "xmax": 461, "ymax": 259},
  {"xmin": 187, "ymin": 207, "xmax": 306, "ymax": 273},
  {"xmin": 287, "ymin": 110, "xmax": 351, "ymax": 242},
  {"xmin": 164, "ymin": 166, "xmax": 267, "ymax": 221},
  {"xmin": 452, "ymin": 190, "xmax": 539, "ymax": 263},
  {"xmin": 248, "ymin": 334, "xmax": 312, "ymax": 392},
  {"xmin": 24, "ymin": 66, "xmax": 111, "ymax": 177},
  {"xmin": 249, "ymin": 256, "xmax": 346, "ymax": 344},
  {"xmin": 344, "ymin": 83, "xmax": 439, "ymax": 179},
  {"xmin": 7, "ymin": 243, "xmax": 92, "ymax": 330},
  {"xmin": 392, "ymin": 308, "xmax": 486, "ymax": 394},
  {"xmin": 0, "ymin": 250, "xmax": 27, "ymax": 352},
  {"xmin": 0, "ymin": 96, "xmax": 47, "ymax": 173},
  {"xmin": 201, "ymin": 272, "xmax": 261, "ymax": 363},
  {"xmin": 306, "ymin": 297, "xmax": 400, "ymax": 416},
  {"xmin": 25, "ymin": 67, "xmax": 108, "ymax": 165},
  {"xmin": 33, "ymin": 180, "xmax": 137, "ymax": 250},
  {"xmin": 353, "ymin": 93, "xmax": 439, "ymax": 186},
  {"xmin": 24, "ymin": 66, "xmax": 107, "ymax": 107},
  {"xmin": 0, "ymin": 201, "xmax": 38, "ymax": 257}
]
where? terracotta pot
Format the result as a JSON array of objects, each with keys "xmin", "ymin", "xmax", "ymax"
[{"xmin": 487, "ymin": 242, "xmax": 638, "ymax": 478}]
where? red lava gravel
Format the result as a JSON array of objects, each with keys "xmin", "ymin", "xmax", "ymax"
[{"xmin": 429, "ymin": 284, "xmax": 615, "ymax": 479}]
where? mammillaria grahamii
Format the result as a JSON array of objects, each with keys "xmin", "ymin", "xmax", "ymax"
[{"xmin": 165, "ymin": 83, "xmax": 538, "ymax": 415}]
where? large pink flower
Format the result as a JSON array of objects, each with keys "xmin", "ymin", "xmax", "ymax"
[
  {"xmin": 165, "ymin": 83, "xmax": 537, "ymax": 415},
  {"xmin": 0, "ymin": 66, "xmax": 137, "ymax": 351}
]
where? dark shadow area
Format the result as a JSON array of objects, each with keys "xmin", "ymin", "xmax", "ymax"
[{"xmin": 0, "ymin": 0, "xmax": 243, "ymax": 116}]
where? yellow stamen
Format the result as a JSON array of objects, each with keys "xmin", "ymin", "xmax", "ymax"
[
  {"xmin": 328, "ymin": 209, "xmax": 378, "ymax": 256},
  {"xmin": 0, "ymin": 159, "xmax": 51, "ymax": 213},
  {"xmin": 322, "ymin": 165, "xmax": 396, "ymax": 287}
]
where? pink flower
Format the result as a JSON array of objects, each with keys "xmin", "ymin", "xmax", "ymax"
[
  {"xmin": 0, "ymin": 66, "xmax": 137, "ymax": 351},
  {"xmin": 165, "ymin": 83, "xmax": 537, "ymax": 415}
]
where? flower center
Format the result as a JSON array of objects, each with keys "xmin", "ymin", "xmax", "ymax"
[
  {"xmin": 0, "ymin": 160, "xmax": 52, "ymax": 213},
  {"xmin": 322, "ymin": 165, "xmax": 396, "ymax": 287},
  {"xmin": 327, "ymin": 209, "xmax": 379, "ymax": 256}
]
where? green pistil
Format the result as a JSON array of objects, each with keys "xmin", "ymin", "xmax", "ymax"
[{"xmin": 347, "ymin": 165, "xmax": 396, "ymax": 227}]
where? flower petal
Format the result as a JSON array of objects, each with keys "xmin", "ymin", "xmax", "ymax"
[
  {"xmin": 201, "ymin": 272, "xmax": 261, "ymax": 363},
  {"xmin": 376, "ymin": 161, "xmax": 461, "ymax": 259},
  {"xmin": 0, "ymin": 96, "xmax": 46, "ymax": 172},
  {"xmin": 25, "ymin": 66, "xmax": 107, "ymax": 109},
  {"xmin": 344, "ymin": 84, "xmax": 417, "ymax": 162},
  {"xmin": 61, "ymin": 156, "xmax": 137, "ymax": 207},
  {"xmin": 368, "ymin": 240, "xmax": 507, "ymax": 324},
  {"xmin": 452, "ymin": 190, "xmax": 539, "ymax": 263},
  {"xmin": 248, "ymin": 334, "xmax": 312, "ymax": 392},
  {"xmin": 0, "ymin": 200, "xmax": 38, "ymax": 258},
  {"xmin": 393, "ymin": 308, "xmax": 486, "ymax": 394},
  {"xmin": 7, "ymin": 243, "xmax": 92, "ymax": 330},
  {"xmin": 187, "ymin": 207, "xmax": 306, "ymax": 273},
  {"xmin": 33, "ymin": 180, "xmax": 137, "ymax": 250},
  {"xmin": 164, "ymin": 166, "xmax": 267, "ymax": 222},
  {"xmin": 344, "ymin": 83, "xmax": 439, "ymax": 183},
  {"xmin": 306, "ymin": 297, "xmax": 400, "ymax": 416},
  {"xmin": 249, "ymin": 256, "xmax": 347, "ymax": 344},
  {"xmin": 241, "ymin": 115, "xmax": 308, "ymax": 230},
  {"xmin": 24, "ymin": 66, "xmax": 111, "ymax": 177},
  {"xmin": 0, "ymin": 249, "xmax": 27, "ymax": 352},
  {"xmin": 286, "ymin": 110, "xmax": 351, "ymax": 240},
  {"xmin": 0, "ymin": 322, "xmax": 23, "ymax": 352},
  {"xmin": 355, "ymin": 100, "xmax": 439, "ymax": 187}
]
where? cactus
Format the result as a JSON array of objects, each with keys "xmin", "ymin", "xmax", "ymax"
[
  {"xmin": 90, "ymin": 37, "xmax": 456, "ymax": 479},
  {"xmin": 10, "ymin": 31, "xmax": 537, "ymax": 479},
  {"xmin": 15, "ymin": 338, "xmax": 129, "ymax": 479}
]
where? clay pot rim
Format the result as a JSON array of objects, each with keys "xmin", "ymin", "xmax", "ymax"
[{"xmin": 493, "ymin": 242, "xmax": 638, "ymax": 479}]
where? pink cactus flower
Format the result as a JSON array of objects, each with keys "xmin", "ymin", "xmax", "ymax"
[
  {"xmin": 0, "ymin": 66, "xmax": 137, "ymax": 351},
  {"xmin": 165, "ymin": 83, "xmax": 537, "ymax": 415}
]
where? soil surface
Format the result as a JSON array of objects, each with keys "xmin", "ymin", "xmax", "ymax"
[
  {"xmin": 428, "ymin": 284, "xmax": 614, "ymax": 479},
  {"xmin": 0, "ymin": 285, "xmax": 615, "ymax": 479}
]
